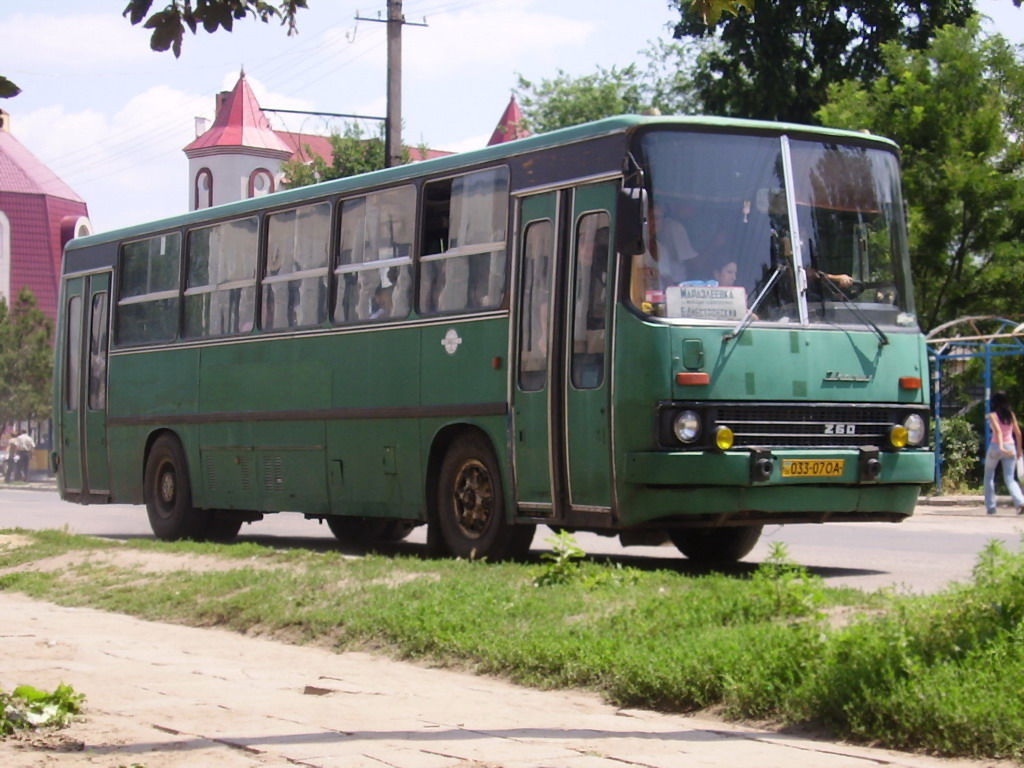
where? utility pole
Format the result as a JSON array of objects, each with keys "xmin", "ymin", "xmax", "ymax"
[{"xmin": 357, "ymin": 1, "xmax": 426, "ymax": 168}]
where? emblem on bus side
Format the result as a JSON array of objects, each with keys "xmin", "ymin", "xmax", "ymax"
[
  {"xmin": 823, "ymin": 371, "xmax": 872, "ymax": 383},
  {"xmin": 442, "ymin": 329, "xmax": 463, "ymax": 355}
]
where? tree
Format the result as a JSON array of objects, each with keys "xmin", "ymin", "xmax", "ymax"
[
  {"xmin": 281, "ymin": 122, "xmax": 408, "ymax": 187},
  {"xmin": 674, "ymin": 0, "xmax": 978, "ymax": 123},
  {"xmin": 515, "ymin": 45, "xmax": 701, "ymax": 134},
  {"xmin": 0, "ymin": 76, "xmax": 20, "ymax": 99},
  {"xmin": 818, "ymin": 20, "xmax": 1024, "ymax": 331},
  {"xmin": 0, "ymin": 288, "xmax": 54, "ymax": 428},
  {"xmin": 123, "ymin": 0, "xmax": 308, "ymax": 57}
]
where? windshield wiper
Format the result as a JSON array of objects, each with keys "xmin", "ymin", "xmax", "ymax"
[
  {"xmin": 817, "ymin": 273, "xmax": 890, "ymax": 346},
  {"xmin": 723, "ymin": 262, "xmax": 785, "ymax": 342}
]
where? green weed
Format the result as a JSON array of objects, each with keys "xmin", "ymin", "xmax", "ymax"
[{"xmin": 0, "ymin": 683, "xmax": 84, "ymax": 735}]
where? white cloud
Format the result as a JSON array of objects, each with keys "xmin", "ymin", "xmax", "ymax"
[{"xmin": 4, "ymin": 12, "xmax": 150, "ymax": 72}]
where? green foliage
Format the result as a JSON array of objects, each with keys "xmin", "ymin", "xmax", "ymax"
[
  {"xmin": 0, "ymin": 76, "xmax": 20, "ymax": 98},
  {"xmin": 281, "ymin": 122, "xmax": 409, "ymax": 187},
  {"xmin": 675, "ymin": 0, "xmax": 977, "ymax": 124},
  {"xmin": 748, "ymin": 541, "xmax": 826, "ymax": 618},
  {"xmin": 818, "ymin": 21, "xmax": 1024, "ymax": 331},
  {"xmin": 935, "ymin": 414, "xmax": 981, "ymax": 491},
  {"xmin": 0, "ymin": 288, "xmax": 54, "ymax": 427},
  {"xmin": 533, "ymin": 530, "xmax": 585, "ymax": 586},
  {"xmin": 5, "ymin": 529, "xmax": 1024, "ymax": 759},
  {"xmin": 123, "ymin": 0, "xmax": 308, "ymax": 58},
  {"xmin": 0, "ymin": 683, "xmax": 84, "ymax": 735},
  {"xmin": 516, "ymin": 67, "xmax": 650, "ymax": 134}
]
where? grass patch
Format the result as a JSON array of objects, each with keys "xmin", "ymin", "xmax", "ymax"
[{"xmin": 1, "ymin": 528, "xmax": 1022, "ymax": 761}]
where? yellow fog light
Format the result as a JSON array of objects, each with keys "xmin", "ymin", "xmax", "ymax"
[
  {"xmin": 888, "ymin": 424, "xmax": 909, "ymax": 449},
  {"xmin": 714, "ymin": 425, "xmax": 734, "ymax": 451}
]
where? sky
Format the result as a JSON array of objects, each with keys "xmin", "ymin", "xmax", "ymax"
[{"xmin": 2, "ymin": 1, "xmax": 1021, "ymax": 234}]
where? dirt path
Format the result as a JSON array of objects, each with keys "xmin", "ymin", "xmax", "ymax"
[{"xmin": 2, "ymin": 588, "xmax": 1015, "ymax": 768}]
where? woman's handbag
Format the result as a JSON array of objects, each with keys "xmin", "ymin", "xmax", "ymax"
[{"xmin": 1017, "ymin": 455, "xmax": 1024, "ymax": 483}]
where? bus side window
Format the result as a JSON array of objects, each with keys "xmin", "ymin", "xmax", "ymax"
[
  {"xmin": 334, "ymin": 186, "xmax": 414, "ymax": 324},
  {"xmin": 184, "ymin": 217, "xmax": 258, "ymax": 338},
  {"xmin": 419, "ymin": 167, "xmax": 509, "ymax": 315},
  {"xmin": 517, "ymin": 220, "xmax": 553, "ymax": 392},
  {"xmin": 571, "ymin": 213, "xmax": 610, "ymax": 390},
  {"xmin": 263, "ymin": 202, "xmax": 331, "ymax": 330},
  {"xmin": 115, "ymin": 233, "xmax": 181, "ymax": 346}
]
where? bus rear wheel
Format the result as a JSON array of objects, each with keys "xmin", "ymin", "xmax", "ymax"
[
  {"xmin": 435, "ymin": 435, "xmax": 534, "ymax": 560},
  {"xmin": 669, "ymin": 525, "xmax": 762, "ymax": 564},
  {"xmin": 144, "ymin": 435, "xmax": 209, "ymax": 541}
]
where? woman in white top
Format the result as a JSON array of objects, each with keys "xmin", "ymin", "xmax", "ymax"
[{"xmin": 983, "ymin": 392, "xmax": 1024, "ymax": 515}]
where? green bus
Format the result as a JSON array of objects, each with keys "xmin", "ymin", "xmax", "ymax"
[{"xmin": 53, "ymin": 115, "xmax": 933, "ymax": 562}]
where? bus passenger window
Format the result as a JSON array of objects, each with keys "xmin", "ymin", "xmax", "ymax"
[
  {"xmin": 571, "ymin": 212, "xmax": 610, "ymax": 390},
  {"xmin": 184, "ymin": 217, "xmax": 258, "ymax": 338},
  {"xmin": 115, "ymin": 233, "xmax": 181, "ymax": 345},
  {"xmin": 263, "ymin": 202, "xmax": 331, "ymax": 330},
  {"xmin": 517, "ymin": 220, "xmax": 553, "ymax": 392},
  {"xmin": 419, "ymin": 167, "xmax": 509, "ymax": 315},
  {"xmin": 334, "ymin": 186, "xmax": 414, "ymax": 324}
]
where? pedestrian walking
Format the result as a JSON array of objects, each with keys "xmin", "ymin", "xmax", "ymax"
[
  {"xmin": 983, "ymin": 392, "xmax": 1024, "ymax": 515},
  {"xmin": 11, "ymin": 430, "xmax": 35, "ymax": 482},
  {"xmin": 3, "ymin": 440, "xmax": 17, "ymax": 483}
]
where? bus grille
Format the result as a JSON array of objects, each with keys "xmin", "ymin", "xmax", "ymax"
[{"xmin": 713, "ymin": 405, "xmax": 900, "ymax": 449}]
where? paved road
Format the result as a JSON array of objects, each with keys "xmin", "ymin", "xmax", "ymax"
[{"xmin": 2, "ymin": 484, "xmax": 1022, "ymax": 594}]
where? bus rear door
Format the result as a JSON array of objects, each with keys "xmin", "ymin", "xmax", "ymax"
[{"xmin": 57, "ymin": 272, "xmax": 111, "ymax": 500}]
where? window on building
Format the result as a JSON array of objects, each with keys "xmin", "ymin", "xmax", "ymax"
[
  {"xmin": 419, "ymin": 167, "xmax": 509, "ymax": 315},
  {"xmin": 334, "ymin": 186, "xmax": 415, "ymax": 324},
  {"xmin": 115, "ymin": 233, "xmax": 181, "ymax": 345},
  {"xmin": 249, "ymin": 168, "xmax": 275, "ymax": 198},
  {"xmin": 195, "ymin": 168, "xmax": 213, "ymax": 210},
  {"xmin": 184, "ymin": 217, "xmax": 258, "ymax": 338},
  {"xmin": 263, "ymin": 202, "xmax": 331, "ymax": 330}
]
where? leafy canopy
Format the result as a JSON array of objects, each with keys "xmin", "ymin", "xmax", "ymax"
[
  {"xmin": 123, "ymin": 0, "xmax": 308, "ymax": 57},
  {"xmin": 675, "ymin": 0, "xmax": 978, "ymax": 124},
  {"xmin": 281, "ymin": 122, "xmax": 409, "ymax": 187},
  {"xmin": 818, "ymin": 20, "xmax": 1024, "ymax": 331},
  {"xmin": 0, "ymin": 288, "xmax": 54, "ymax": 427}
]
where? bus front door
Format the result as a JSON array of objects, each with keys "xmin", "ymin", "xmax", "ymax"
[
  {"xmin": 57, "ymin": 272, "xmax": 111, "ymax": 500},
  {"xmin": 513, "ymin": 183, "xmax": 615, "ymax": 524}
]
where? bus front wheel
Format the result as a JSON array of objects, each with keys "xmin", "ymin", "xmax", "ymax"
[
  {"xmin": 144, "ymin": 435, "xmax": 209, "ymax": 541},
  {"xmin": 669, "ymin": 525, "xmax": 762, "ymax": 564},
  {"xmin": 435, "ymin": 435, "xmax": 534, "ymax": 560}
]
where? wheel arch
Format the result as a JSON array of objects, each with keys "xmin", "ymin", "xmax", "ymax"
[
  {"xmin": 425, "ymin": 422, "xmax": 511, "ymax": 525},
  {"xmin": 142, "ymin": 428, "xmax": 187, "ymax": 498}
]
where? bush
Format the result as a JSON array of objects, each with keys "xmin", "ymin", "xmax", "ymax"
[{"xmin": 935, "ymin": 414, "xmax": 980, "ymax": 491}]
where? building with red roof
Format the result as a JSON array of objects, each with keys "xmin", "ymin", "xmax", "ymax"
[
  {"xmin": 184, "ymin": 72, "xmax": 530, "ymax": 212},
  {"xmin": 0, "ymin": 109, "xmax": 91, "ymax": 323}
]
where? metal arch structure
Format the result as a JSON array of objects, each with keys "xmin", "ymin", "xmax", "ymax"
[{"xmin": 926, "ymin": 316, "xmax": 1024, "ymax": 492}]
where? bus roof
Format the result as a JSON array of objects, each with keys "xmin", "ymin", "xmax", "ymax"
[{"xmin": 67, "ymin": 114, "xmax": 898, "ymax": 250}]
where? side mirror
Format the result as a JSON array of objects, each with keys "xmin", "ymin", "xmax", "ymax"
[{"xmin": 616, "ymin": 186, "xmax": 647, "ymax": 257}]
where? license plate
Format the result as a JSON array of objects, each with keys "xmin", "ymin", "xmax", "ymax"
[{"xmin": 780, "ymin": 459, "xmax": 845, "ymax": 478}]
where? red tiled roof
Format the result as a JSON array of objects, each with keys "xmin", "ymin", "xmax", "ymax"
[
  {"xmin": 487, "ymin": 96, "xmax": 530, "ymax": 146},
  {"xmin": 184, "ymin": 72, "xmax": 292, "ymax": 155},
  {"xmin": 0, "ymin": 132, "xmax": 84, "ymax": 202}
]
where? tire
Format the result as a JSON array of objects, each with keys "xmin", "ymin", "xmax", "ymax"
[
  {"xmin": 144, "ymin": 435, "xmax": 209, "ymax": 541},
  {"xmin": 205, "ymin": 512, "xmax": 244, "ymax": 543},
  {"xmin": 434, "ymin": 434, "xmax": 534, "ymax": 560},
  {"xmin": 669, "ymin": 525, "xmax": 762, "ymax": 564}
]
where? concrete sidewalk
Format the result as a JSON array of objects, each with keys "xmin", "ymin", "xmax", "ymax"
[{"xmin": 0, "ymin": 593, "xmax": 1004, "ymax": 768}]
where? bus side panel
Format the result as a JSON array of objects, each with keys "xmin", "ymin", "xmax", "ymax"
[
  {"xmin": 106, "ymin": 347, "xmax": 201, "ymax": 504},
  {"xmin": 195, "ymin": 337, "xmax": 329, "ymax": 514},
  {"xmin": 326, "ymin": 327, "xmax": 423, "ymax": 519}
]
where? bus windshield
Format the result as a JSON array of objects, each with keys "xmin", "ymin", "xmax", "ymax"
[{"xmin": 632, "ymin": 130, "xmax": 916, "ymax": 329}]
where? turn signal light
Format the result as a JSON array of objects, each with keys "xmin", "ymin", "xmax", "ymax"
[
  {"xmin": 899, "ymin": 377, "xmax": 922, "ymax": 390},
  {"xmin": 676, "ymin": 372, "xmax": 710, "ymax": 386}
]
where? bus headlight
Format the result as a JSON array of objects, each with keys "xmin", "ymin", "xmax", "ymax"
[
  {"xmin": 888, "ymin": 424, "xmax": 909, "ymax": 449},
  {"xmin": 714, "ymin": 425, "xmax": 734, "ymax": 451},
  {"xmin": 903, "ymin": 414, "xmax": 925, "ymax": 446},
  {"xmin": 673, "ymin": 410, "xmax": 701, "ymax": 444}
]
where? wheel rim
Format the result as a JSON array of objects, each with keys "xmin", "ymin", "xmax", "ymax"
[
  {"xmin": 155, "ymin": 462, "xmax": 176, "ymax": 518},
  {"xmin": 450, "ymin": 458, "xmax": 493, "ymax": 538}
]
